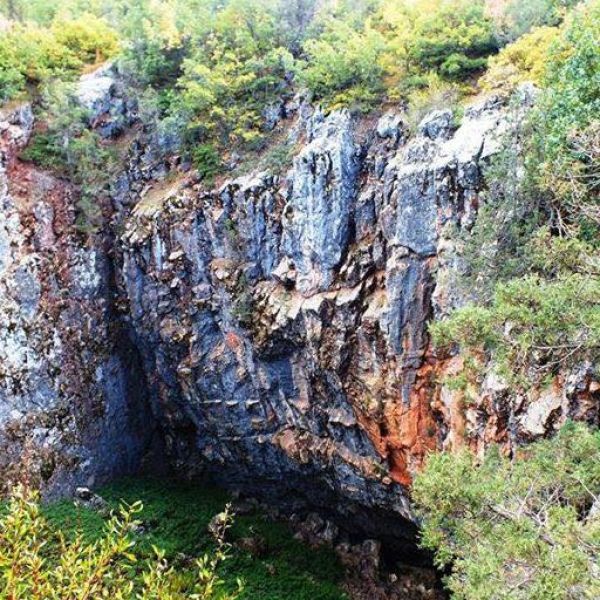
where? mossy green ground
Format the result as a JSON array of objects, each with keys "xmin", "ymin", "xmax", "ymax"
[{"xmin": 43, "ymin": 478, "xmax": 347, "ymax": 600}]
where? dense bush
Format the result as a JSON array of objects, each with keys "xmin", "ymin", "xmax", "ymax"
[
  {"xmin": 192, "ymin": 143, "xmax": 221, "ymax": 184},
  {"xmin": 403, "ymin": 1, "xmax": 498, "ymax": 79},
  {"xmin": 493, "ymin": 0, "xmax": 581, "ymax": 42},
  {"xmin": 533, "ymin": 0, "xmax": 600, "ymax": 231},
  {"xmin": 0, "ymin": 485, "xmax": 239, "ymax": 599},
  {"xmin": 19, "ymin": 81, "xmax": 119, "ymax": 233},
  {"xmin": 482, "ymin": 26, "xmax": 560, "ymax": 92},
  {"xmin": 53, "ymin": 14, "xmax": 119, "ymax": 63},
  {"xmin": 414, "ymin": 422, "xmax": 600, "ymax": 600},
  {"xmin": 298, "ymin": 18, "xmax": 386, "ymax": 110},
  {"xmin": 431, "ymin": 273, "xmax": 600, "ymax": 386},
  {"xmin": 0, "ymin": 16, "xmax": 118, "ymax": 101}
]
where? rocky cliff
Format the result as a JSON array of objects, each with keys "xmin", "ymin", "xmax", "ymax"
[
  {"xmin": 115, "ymin": 87, "xmax": 516, "ymax": 535},
  {"xmin": 0, "ymin": 103, "xmax": 156, "ymax": 498},
  {"xmin": 1, "ymin": 69, "xmax": 598, "ymax": 542}
]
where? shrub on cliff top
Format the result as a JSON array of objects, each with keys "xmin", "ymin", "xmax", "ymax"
[
  {"xmin": 0, "ymin": 15, "xmax": 118, "ymax": 101},
  {"xmin": 481, "ymin": 25, "xmax": 560, "ymax": 92},
  {"xmin": 297, "ymin": 17, "xmax": 386, "ymax": 110},
  {"xmin": 413, "ymin": 422, "xmax": 600, "ymax": 600}
]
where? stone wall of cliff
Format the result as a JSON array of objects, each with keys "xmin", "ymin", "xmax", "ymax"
[
  {"xmin": 0, "ymin": 104, "xmax": 157, "ymax": 498},
  {"xmin": 116, "ymin": 88, "xmax": 513, "ymax": 532},
  {"xmin": 1, "ymin": 67, "xmax": 598, "ymax": 540}
]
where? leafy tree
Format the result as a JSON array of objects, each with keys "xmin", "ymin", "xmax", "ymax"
[
  {"xmin": 20, "ymin": 81, "xmax": 119, "ymax": 234},
  {"xmin": 117, "ymin": 0, "xmax": 187, "ymax": 88},
  {"xmin": 298, "ymin": 17, "xmax": 386, "ymax": 110},
  {"xmin": 0, "ymin": 16, "xmax": 118, "ymax": 101},
  {"xmin": 408, "ymin": 0, "xmax": 498, "ymax": 78},
  {"xmin": 413, "ymin": 422, "xmax": 600, "ymax": 600},
  {"xmin": 192, "ymin": 143, "xmax": 221, "ymax": 183},
  {"xmin": 435, "ymin": 1, "xmax": 600, "ymax": 391},
  {"xmin": 174, "ymin": 0, "xmax": 294, "ymax": 150},
  {"xmin": 52, "ymin": 14, "xmax": 119, "ymax": 63}
]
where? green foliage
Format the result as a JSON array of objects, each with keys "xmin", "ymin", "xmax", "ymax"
[
  {"xmin": 413, "ymin": 422, "xmax": 600, "ymax": 600},
  {"xmin": 0, "ymin": 16, "xmax": 118, "ymax": 102},
  {"xmin": 406, "ymin": 1, "xmax": 498, "ymax": 79},
  {"xmin": 298, "ymin": 18, "xmax": 386, "ymax": 110},
  {"xmin": 440, "ymin": 2, "xmax": 600, "ymax": 392},
  {"xmin": 192, "ymin": 144, "xmax": 221, "ymax": 183},
  {"xmin": 532, "ymin": 0, "xmax": 600, "ymax": 231},
  {"xmin": 43, "ymin": 479, "xmax": 347, "ymax": 600},
  {"xmin": 493, "ymin": 0, "xmax": 581, "ymax": 43},
  {"xmin": 0, "ymin": 484, "xmax": 240, "ymax": 599},
  {"xmin": 19, "ymin": 132, "xmax": 64, "ymax": 169},
  {"xmin": 482, "ymin": 26, "xmax": 560, "ymax": 92},
  {"xmin": 403, "ymin": 71, "xmax": 464, "ymax": 132},
  {"xmin": 377, "ymin": 0, "xmax": 498, "ymax": 85},
  {"xmin": 455, "ymin": 108, "xmax": 545, "ymax": 297},
  {"xmin": 53, "ymin": 14, "xmax": 119, "ymax": 63},
  {"xmin": 432, "ymin": 273, "xmax": 600, "ymax": 385}
]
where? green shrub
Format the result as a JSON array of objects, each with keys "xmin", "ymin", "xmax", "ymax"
[
  {"xmin": 493, "ymin": 0, "xmax": 581, "ymax": 42},
  {"xmin": 20, "ymin": 81, "xmax": 119, "ymax": 234},
  {"xmin": 0, "ymin": 16, "xmax": 119, "ymax": 102},
  {"xmin": 298, "ymin": 18, "xmax": 386, "ymax": 110},
  {"xmin": 192, "ymin": 143, "xmax": 221, "ymax": 183},
  {"xmin": 532, "ymin": 0, "xmax": 600, "ymax": 232},
  {"xmin": 0, "ymin": 485, "xmax": 240, "ymax": 599},
  {"xmin": 481, "ymin": 26, "xmax": 560, "ymax": 92},
  {"xmin": 19, "ymin": 133, "xmax": 64, "ymax": 169},
  {"xmin": 52, "ymin": 14, "xmax": 119, "ymax": 64},
  {"xmin": 431, "ymin": 273, "xmax": 600, "ymax": 386},
  {"xmin": 414, "ymin": 422, "xmax": 600, "ymax": 600},
  {"xmin": 403, "ymin": 71, "xmax": 464, "ymax": 132},
  {"xmin": 404, "ymin": 0, "xmax": 498, "ymax": 79}
]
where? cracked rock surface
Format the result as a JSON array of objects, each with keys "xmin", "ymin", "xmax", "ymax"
[
  {"xmin": 1, "ymin": 68, "xmax": 598, "ymax": 544},
  {"xmin": 0, "ymin": 104, "xmax": 156, "ymax": 498}
]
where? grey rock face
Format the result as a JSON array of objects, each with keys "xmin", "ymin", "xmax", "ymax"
[
  {"xmin": 0, "ymin": 105, "xmax": 156, "ymax": 498},
  {"xmin": 117, "ymin": 97, "xmax": 512, "ymax": 536},
  {"xmin": 4, "ymin": 76, "xmax": 596, "ymax": 545},
  {"xmin": 282, "ymin": 109, "xmax": 360, "ymax": 296},
  {"xmin": 76, "ymin": 63, "xmax": 135, "ymax": 138}
]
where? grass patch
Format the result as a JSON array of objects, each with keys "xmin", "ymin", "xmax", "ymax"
[{"xmin": 43, "ymin": 478, "xmax": 347, "ymax": 600}]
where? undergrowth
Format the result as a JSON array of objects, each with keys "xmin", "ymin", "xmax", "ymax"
[{"xmin": 43, "ymin": 478, "xmax": 347, "ymax": 600}]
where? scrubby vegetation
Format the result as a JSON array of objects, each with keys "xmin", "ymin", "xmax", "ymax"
[
  {"xmin": 1, "ymin": 0, "xmax": 586, "ymax": 168},
  {"xmin": 414, "ymin": 422, "xmax": 600, "ymax": 600},
  {"xmin": 431, "ymin": 0, "xmax": 600, "ymax": 390},
  {"xmin": 422, "ymin": 6, "xmax": 600, "ymax": 592},
  {"xmin": 0, "ymin": 14, "xmax": 118, "ymax": 101},
  {"xmin": 1, "ymin": 479, "xmax": 346, "ymax": 600},
  {"xmin": 0, "ymin": 485, "xmax": 239, "ymax": 599}
]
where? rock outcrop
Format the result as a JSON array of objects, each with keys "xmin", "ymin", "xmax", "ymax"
[
  {"xmin": 116, "ymin": 92, "xmax": 517, "ymax": 539},
  {"xmin": 1, "ymin": 66, "xmax": 598, "ymax": 545},
  {"xmin": 0, "ymin": 104, "xmax": 156, "ymax": 498}
]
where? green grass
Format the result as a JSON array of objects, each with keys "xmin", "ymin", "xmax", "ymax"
[{"xmin": 43, "ymin": 478, "xmax": 347, "ymax": 600}]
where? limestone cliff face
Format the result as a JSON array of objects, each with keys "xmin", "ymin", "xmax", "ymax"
[
  {"xmin": 1, "ymin": 69, "xmax": 598, "ymax": 535},
  {"xmin": 117, "ymin": 93, "xmax": 512, "ymax": 529},
  {"xmin": 0, "ymin": 104, "xmax": 155, "ymax": 498}
]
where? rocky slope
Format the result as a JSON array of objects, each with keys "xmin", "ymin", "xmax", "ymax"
[{"xmin": 1, "ymin": 68, "xmax": 598, "ymax": 542}]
